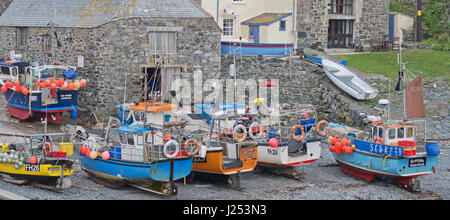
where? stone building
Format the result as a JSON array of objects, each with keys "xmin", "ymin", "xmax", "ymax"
[
  {"xmin": 0, "ymin": 0, "xmax": 222, "ymax": 121},
  {"xmin": 297, "ymin": 0, "xmax": 390, "ymax": 51},
  {"xmin": 197, "ymin": 0, "xmax": 389, "ymax": 52}
]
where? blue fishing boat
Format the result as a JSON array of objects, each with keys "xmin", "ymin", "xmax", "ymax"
[
  {"xmin": 80, "ymin": 122, "xmax": 194, "ymax": 197},
  {"xmin": 0, "ymin": 61, "xmax": 85, "ymax": 124},
  {"xmin": 327, "ymin": 72, "xmax": 439, "ymax": 191}
]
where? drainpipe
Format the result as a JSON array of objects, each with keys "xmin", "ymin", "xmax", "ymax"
[
  {"xmin": 216, "ymin": 0, "xmax": 220, "ymax": 23},
  {"xmin": 292, "ymin": 0, "xmax": 296, "ymax": 52}
]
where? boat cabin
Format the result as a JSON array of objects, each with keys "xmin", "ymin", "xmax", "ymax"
[
  {"xmin": 106, "ymin": 125, "xmax": 183, "ymax": 162},
  {"xmin": 0, "ymin": 61, "xmax": 27, "ymax": 82},
  {"xmin": 370, "ymin": 121, "xmax": 416, "ymax": 146}
]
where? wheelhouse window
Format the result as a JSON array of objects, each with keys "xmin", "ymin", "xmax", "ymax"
[
  {"xmin": 328, "ymin": 0, "xmax": 353, "ymax": 14},
  {"xmin": 397, "ymin": 127, "xmax": 405, "ymax": 139},
  {"xmin": 223, "ymin": 18, "xmax": 234, "ymax": 36},
  {"xmin": 389, "ymin": 129, "xmax": 396, "ymax": 139},
  {"xmin": 407, "ymin": 127, "xmax": 414, "ymax": 138}
]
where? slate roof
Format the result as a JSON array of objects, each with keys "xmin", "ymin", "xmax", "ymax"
[
  {"xmin": 0, "ymin": 0, "xmax": 210, "ymax": 28},
  {"xmin": 241, "ymin": 13, "xmax": 292, "ymax": 26}
]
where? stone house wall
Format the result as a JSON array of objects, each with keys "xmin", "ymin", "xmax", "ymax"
[
  {"xmin": 0, "ymin": 17, "xmax": 221, "ymax": 121},
  {"xmin": 296, "ymin": 0, "xmax": 390, "ymax": 50}
]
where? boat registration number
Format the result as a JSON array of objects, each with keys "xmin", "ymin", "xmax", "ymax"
[
  {"xmin": 25, "ymin": 164, "xmax": 40, "ymax": 172},
  {"xmin": 408, "ymin": 157, "xmax": 426, "ymax": 168}
]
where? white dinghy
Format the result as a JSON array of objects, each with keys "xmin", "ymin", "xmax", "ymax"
[{"xmin": 322, "ymin": 58, "xmax": 378, "ymax": 100}]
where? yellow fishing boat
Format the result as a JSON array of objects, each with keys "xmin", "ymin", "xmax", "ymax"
[{"xmin": 0, "ymin": 133, "xmax": 75, "ymax": 187}]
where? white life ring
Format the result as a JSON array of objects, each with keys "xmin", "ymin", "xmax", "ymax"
[
  {"xmin": 233, "ymin": 124, "xmax": 248, "ymax": 143},
  {"xmin": 248, "ymin": 122, "xmax": 264, "ymax": 140},
  {"xmin": 163, "ymin": 140, "xmax": 180, "ymax": 158}
]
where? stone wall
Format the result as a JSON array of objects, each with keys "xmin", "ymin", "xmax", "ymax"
[
  {"xmin": 353, "ymin": 0, "xmax": 390, "ymax": 47},
  {"xmin": 0, "ymin": 17, "xmax": 221, "ymax": 122},
  {"xmin": 296, "ymin": 0, "xmax": 328, "ymax": 49},
  {"xmin": 296, "ymin": 0, "xmax": 390, "ymax": 50}
]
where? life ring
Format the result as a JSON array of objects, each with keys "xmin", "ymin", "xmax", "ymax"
[
  {"xmin": 374, "ymin": 137, "xmax": 384, "ymax": 145},
  {"xmin": 316, "ymin": 120, "xmax": 330, "ymax": 137},
  {"xmin": 42, "ymin": 142, "xmax": 52, "ymax": 155},
  {"xmin": 249, "ymin": 122, "xmax": 264, "ymax": 139},
  {"xmin": 183, "ymin": 139, "xmax": 200, "ymax": 156},
  {"xmin": 163, "ymin": 140, "xmax": 180, "ymax": 158},
  {"xmin": 290, "ymin": 125, "xmax": 305, "ymax": 142},
  {"xmin": 233, "ymin": 124, "xmax": 248, "ymax": 143}
]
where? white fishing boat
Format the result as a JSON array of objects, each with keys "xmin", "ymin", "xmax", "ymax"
[{"xmin": 322, "ymin": 58, "xmax": 378, "ymax": 100}]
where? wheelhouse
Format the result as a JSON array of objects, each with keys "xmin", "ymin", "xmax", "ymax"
[{"xmin": 370, "ymin": 121, "xmax": 416, "ymax": 146}]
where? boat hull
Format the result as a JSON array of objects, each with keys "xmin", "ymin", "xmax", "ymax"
[
  {"xmin": 80, "ymin": 156, "xmax": 193, "ymax": 183},
  {"xmin": 333, "ymin": 150, "xmax": 438, "ymax": 186},
  {"xmin": 323, "ymin": 70, "xmax": 378, "ymax": 100},
  {"xmin": 4, "ymin": 89, "xmax": 78, "ymax": 123},
  {"xmin": 0, "ymin": 162, "xmax": 74, "ymax": 183},
  {"xmin": 257, "ymin": 141, "xmax": 321, "ymax": 167},
  {"xmin": 193, "ymin": 146, "xmax": 258, "ymax": 175}
]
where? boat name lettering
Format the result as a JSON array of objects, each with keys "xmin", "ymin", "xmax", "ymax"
[
  {"xmin": 25, "ymin": 164, "xmax": 40, "ymax": 172},
  {"xmin": 267, "ymin": 148, "xmax": 278, "ymax": 156},
  {"xmin": 60, "ymin": 94, "xmax": 72, "ymax": 100},
  {"xmin": 409, "ymin": 157, "xmax": 426, "ymax": 167},
  {"xmin": 369, "ymin": 143, "xmax": 402, "ymax": 157}
]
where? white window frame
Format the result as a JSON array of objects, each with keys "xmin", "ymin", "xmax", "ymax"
[{"xmin": 223, "ymin": 18, "xmax": 234, "ymax": 37}]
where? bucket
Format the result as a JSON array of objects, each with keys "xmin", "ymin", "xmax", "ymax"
[
  {"xmin": 59, "ymin": 142, "xmax": 74, "ymax": 156},
  {"xmin": 426, "ymin": 142, "xmax": 440, "ymax": 156}
]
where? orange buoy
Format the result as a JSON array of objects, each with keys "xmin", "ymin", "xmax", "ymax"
[
  {"xmin": 58, "ymin": 79, "xmax": 65, "ymax": 86},
  {"xmin": 67, "ymin": 82, "xmax": 74, "ymax": 90},
  {"xmin": 29, "ymin": 156, "xmax": 38, "ymax": 164},
  {"xmin": 21, "ymin": 87, "xmax": 29, "ymax": 95},
  {"xmin": 329, "ymin": 145, "xmax": 336, "ymax": 152},
  {"xmin": 1, "ymin": 85, "xmax": 7, "ymax": 93},
  {"xmin": 80, "ymin": 79, "xmax": 87, "ymax": 87},
  {"xmin": 80, "ymin": 145, "xmax": 88, "ymax": 154},
  {"xmin": 44, "ymin": 79, "xmax": 51, "ymax": 87},
  {"xmin": 344, "ymin": 146, "xmax": 353, "ymax": 154}
]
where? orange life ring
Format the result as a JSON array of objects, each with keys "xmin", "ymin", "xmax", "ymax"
[
  {"xmin": 42, "ymin": 142, "xmax": 52, "ymax": 155},
  {"xmin": 184, "ymin": 139, "xmax": 200, "ymax": 156},
  {"xmin": 290, "ymin": 125, "xmax": 305, "ymax": 142},
  {"xmin": 316, "ymin": 120, "xmax": 330, "ymax": 137},
  {"xmin": 374, "ymin": 137, "xmax": 384, "ymax": 145}
]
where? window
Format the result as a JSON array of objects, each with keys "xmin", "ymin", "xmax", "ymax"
[
  {"xmin": 127, "ymin": 134, "xmax": 135, "ymax": 145},
  {"xmin": 249, "ymin": 26, "xmax": 254, "ymax": 39},
  {"xmin": 378, "ymin": 127, "xmax": 384, "ymax": 139},
  {"xmin": 397, "ymin": 127, "xmax": 405, "ymax": 139},
  {"xmin": 16, "ymin": 27, "xmax": 28, "ymax": 49},
  {"xmin": 223, "ymin": 18, "xmax": 234, "ymax": 36},
  {"xmin": 137, "ymin": 135, "xmax": 143, "ymax": 145},
  {"xmin": 149, "ymin": 32, "xmax": 176, "ymax": 53},
  {"xmin": 328, "ymin": 19, "xmax": 354, "ymax": 48},
  {"xmin": 43, "ymin": 34, "xmax": 52, "ymax": 53},
  {"xmin": 119, "ymin": 133, "xmax": 127, "ymax": 144},
  {"xmin": 407, "ymin": 127, "xmax": 414, "ymax": 138},
  {"xmin": 279, "ymin": 20, "xmax": 286, "ymax": 31},
  {"xmin": 389, "ymin": 129, "xmax": 396, "ymax": 139},
  {"xmin": 328, "ymin": 0, "xmax": 353, "ymax": 14}
]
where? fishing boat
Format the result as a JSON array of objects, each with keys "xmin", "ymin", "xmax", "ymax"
[
  {"xmin": 79, "ymin": 123, "xmax": 195, "ymax": 197},
  {"xmin": 0, "ymin": 61, "xmax": 86, "ymax": 124},
  {"xmin": 303, "ymin": 48, "xmax": 348, "ymax": 66},
  {"xmin": 256, "ymin": 117, "xmax": 327, "ymax": 179},
  {"xmin": 189, "ymin": 110, "xmax": 259, "ymax": 189},
  {"xmin": 327, "ymin": 53, "xmax": 439, "ymax": 191},
  {"xmin": 0, "ymin": 132, "xmax": 75, "ymax": 188},
  {"xmin": 321, "ymin": 58, "xmax": 378, "ymax": 100}
]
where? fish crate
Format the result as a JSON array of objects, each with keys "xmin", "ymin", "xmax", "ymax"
[{"xmin": 398, "ymin": 141, "xmax": 417, "ymax": 157}]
